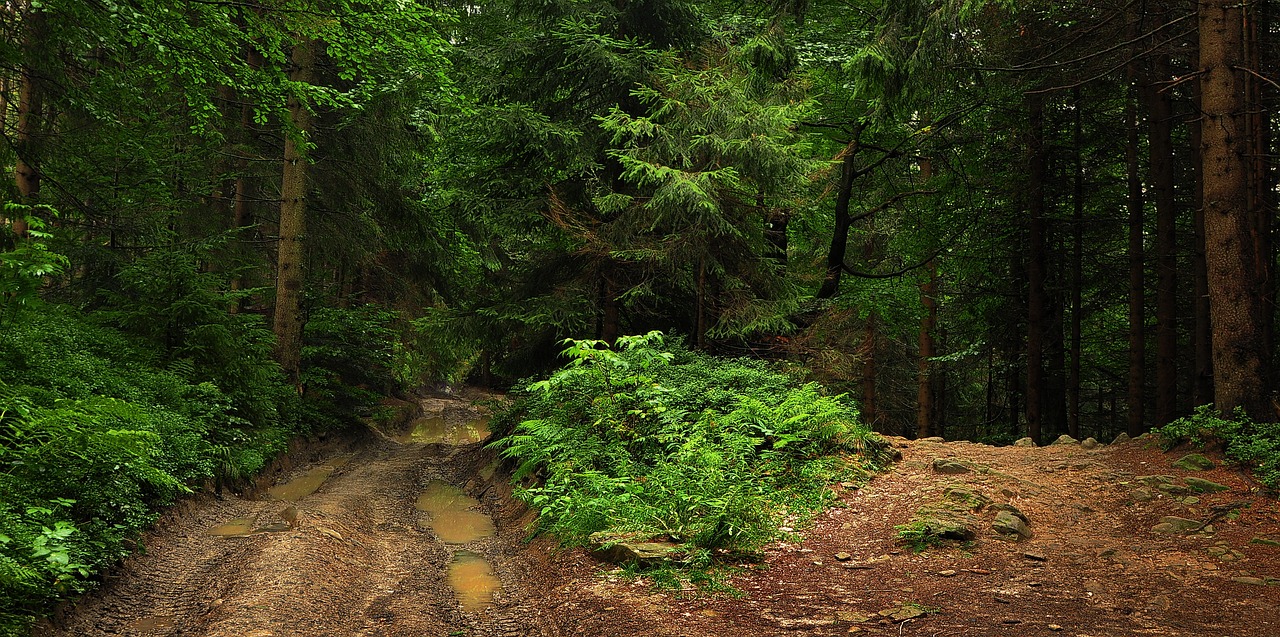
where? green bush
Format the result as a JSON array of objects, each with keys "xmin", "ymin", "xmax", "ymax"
[
  {"xmin": 1158, "ymin": 405, "xmax": 1280, "ymax": 489},
  {"xmin": 493, "ymin": 332, "xmax": 891, "ymax": 558}
]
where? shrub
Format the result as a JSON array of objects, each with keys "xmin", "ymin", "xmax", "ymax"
[
  {"xmin": 1158, "ymin": 405, "xmax": 1280, "ymax": 489},
  {"xmin": 493, "ymin": 333, "xmax": 890, "ymax": 558}
]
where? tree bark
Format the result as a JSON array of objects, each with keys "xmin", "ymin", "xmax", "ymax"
[
  {"xmin": 1199, "ymin": 0, "xmax": 1271, "ymax": 419},
  {"xmin": 817, "ymin": 144, "xmax": 859, "ymax": 299},
  {"xmin": 1026, "ymin": 91, "xmax": 1047, "ymax": 445},
  {"xmin": 916, "ymin": 155, "xmax": 937, "ymax": 439},
  {"xmin": 1149, "ymin": 51, "xmax": 1178, "ymax": 427},
  {"xmin": 1190, "ymin": 63, "xmax": 1215, "ymax": 408},
  {"xmin": 273, "ymin": 38, "xmax": 318, "ymax": 387},
  {"xmin": 12, "ymin": 4, "xmax": 44, "ymax": 236},
  {"xmin": 1126, "ymin": 73, "xmax": 1146, "ymax": 436},
  {"xmin": 1068, "ymin": 86, "xmax": 1084, "ymax": 439}
]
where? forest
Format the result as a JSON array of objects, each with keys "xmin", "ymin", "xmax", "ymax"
[{"xmin": 2, "ymin": 0, "xmax": 1280, "ymax": 633}]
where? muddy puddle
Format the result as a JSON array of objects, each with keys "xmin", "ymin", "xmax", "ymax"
[
  {"xmin": 265, "ymin": 456, "xmax": 352, "ymax": 501},
  {"xmin": 397, "ymin": 416, "xmax": 490, "ymax": 445},
  {"xmin": 447, "ymin": 551, "xmax": 500, "ymax": 612},
  {"xmin": 127, "ymin": 616, "xmax": 175, "ymax": 632},
  {"xmin": 206, "ymin": 507, "xmax": 297, "ymax": 538},
  {"xmin": 415, "ymin": 480, "xmax": 495, "ymax": 543}
]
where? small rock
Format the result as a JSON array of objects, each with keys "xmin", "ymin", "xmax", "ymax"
[
  {"xmin": 1184, "ymin": 477, "xmax": 1229, "ymax": 493},
  {"xmin": 1023, "ymin": 551, "xmax": 1048, "ymax": 562},
  {"xmin": 993, "ymin": 511, "xmax": 1033, "ymax": 540},
  {"xmin": 1051, "ymin": 434, "xmax": 1079, "ymax": 445},
  {"xmin": 1173, "ymin": 453, "xmax": 1216, "ymax": 471},
  {"xmin": 1048, "ymin": 625, "xmax": 1063, "ymax": 632},
  {"xmin": 1250, "ymin": 536, "xmax": 1280, "ymax": 547},
  {"xmin": 932, "ymin": 458, "xmax": 974, "ymax": 474},
  {"xmin": 840, "ymin": 481, "xmax": 859, "ymax": 490},
  {"xmin": 1012, "ymin": 437, "xmax": 1036, "ymax": 447},
  {"xmin": 989, "ymin": 503, "xmax": 1030, "ymax": 524},
  {"xmin": 834, "ymin": 552, "xmax": 852, "ymax": 561},
  {"xmin": 1158, "ymin": 482, "xmax": 1193, "ymax": 495},
  {"xmin": 1138, "ymin": 474, "xmax": 1176, "ymax": 487},
  {"xmin": 1232, "ymin": 576, "xmax": 1267, "ymax": 586},
  {"xmin": 920, "ymin": 436, "xmax": 946, "ymax": 443},
  {"xmin": 938, "ymin": 570, "xmax": 957, "ymax": 577},
  {"xmin": 1151, "ymin": 516, "xmax": 1203, "ymax": 534},
  {"xmin": 836, "ymin": 611, "xmax": 871, "ymax": 623},
  {"xmin": 1081, "ymin": 437, "xmax": 1101, "ymax": 450},
  {"xmin": 1130, "ymin": 487, "xmax": 1157, "ymax": 502},
  {"xmin": 1112, "ymin": 432, "xmax": 1131, "ymax": 445}
]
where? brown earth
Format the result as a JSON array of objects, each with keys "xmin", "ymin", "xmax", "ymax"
[{"xmin": 37, "ymin": 395, "xmax": 1280, "ymax": 637}]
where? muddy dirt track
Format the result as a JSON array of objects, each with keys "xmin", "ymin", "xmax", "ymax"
[{"xmin": 38, "ymin": 396, "xmax": 559, "ymax": 637}]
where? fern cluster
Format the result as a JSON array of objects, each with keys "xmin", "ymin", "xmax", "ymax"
[
  {"xmin": 493, "ymin": 332, "xmax": 890, "ymax": 557},
  {"xmin": 1158, "ymin": 405, "xmax": 1280, "ymax": 489}
]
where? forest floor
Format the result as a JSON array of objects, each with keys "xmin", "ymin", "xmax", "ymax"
[{"xmin": 36, "ymin": 394, "xmax": 1280, "ymax": 637}]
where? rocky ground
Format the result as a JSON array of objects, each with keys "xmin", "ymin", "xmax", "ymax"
[{"xmin": 37, "ymin": 394, "xmax": 1280, "ymax": 637}]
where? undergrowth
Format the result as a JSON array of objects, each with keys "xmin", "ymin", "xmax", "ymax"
[
  {"xmin": 1157, "ymin": 405, "xmax": 1280, "ymax": 489},
  {"xmin": 492, "ymin": 332, "xmax": 891, "ymax": 586}
]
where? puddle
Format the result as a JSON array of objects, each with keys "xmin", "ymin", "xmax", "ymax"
[
  {"xmin": 265, "ymin": 457, "xmax": 351, "ymax": 501},
  {"xmin": 448, "ymin": 551, "xmax": 500, "ymax": 612},
  {"xmin": 397, "ymin": 416, "xmax": 490, "ymax": 445},
  {"xmin": 415, "ymin": 480, "xmax": 495, "ymax": 543},
  {"xmin": 206, "ymin": 517, "xmax": 256, "ymax": 537},
  {"xmin": 128, "ymin": 616, "xmax": 176, "ymax": 632}
]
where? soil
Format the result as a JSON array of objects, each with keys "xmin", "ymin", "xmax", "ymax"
[{"xmin": 37, "ymin": 397, "xmax": 1280, "ymax": 637}]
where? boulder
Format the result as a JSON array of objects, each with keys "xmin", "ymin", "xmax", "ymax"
[
  {"xmin": 1111, "ymin": 432, "xmax": 1131, "ymax": 445},
  {"xmin": 944, "ymin": 486, "xmax": 991, "ymax": 511},
  {"xmin": 932, "ymin": 458, "xmax": 974, "ymax": 474},
  {"xmin": 989, "ymin": 503, "xmax": 1030, "ymax": 524},
  {"xmin": 1081, "ymin": 437, "xmax": 1101, "ymax": 450},
  {"xmin": 992, "ymin": 511, "xmax": 1033, "ymax": 539},
  {"xmin": 1012, "ymin": 437, "xmax": 1036, "ymax": 447},
  {"xmin": 1184, "ymin": 477, "xmax": 1229, "ymax": 493},
  {"xmin": 590, "ymin": 532, "xmax": 682, "ymax": 566},
  {"xmin": 1173, "ymin": 453, "xmax": 1216, "ymax": 471},
  {"xmin": 1151, "ymin": 516, "xmax": 1203, "ymax": 534},
  {"xmin": 1051, "ymin": 434, "xmax": 1079, "ymax": 445}
]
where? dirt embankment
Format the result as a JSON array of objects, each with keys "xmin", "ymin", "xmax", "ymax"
[{"xmin": 38, "ymin": 397, "xmax": 1280, "ymax": 637}]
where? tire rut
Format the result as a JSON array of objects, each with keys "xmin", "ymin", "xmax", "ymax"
[{"xmin": 40, "ymin": 399, "xmax": 545, "ymax": 637}]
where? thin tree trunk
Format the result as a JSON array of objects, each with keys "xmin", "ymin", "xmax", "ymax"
[
  {"xmin": 1126, "ymin": 72, "xmax": 1146, "ymax": 436},
  {"xmin": 1200, "ymin": 0, "xmax": 1271, "ymax": 418},
  {"xmin": 1149, "ymin": 51, "xmax": 1178, "ymax": 427},
  {"xmin": 862, "ymin": 312, "xmax": 878, "ymax": 430},
  {"xmin": 817, "ymin": 144, "xmax": 860, "ymax": 299},
  {"xmin": 1069, "ymin": 86, "xmax": 1084, "ymax": 439},
  {"xmin": 230, "ymin": 47, "xmax": 264, "ymax": 313},
  {"xmin": 1026, "ymin": 91, "xmax": 1048, "ymax": 445},
  {"xmin": 601, "ymin": 263, "xmax": 620, "ymax": 344},
  {"xmin": 695, "ymin": 258, "xmax": 707, "ymax": 349},
  {"xmin": 916, "ymin": 155, "xmax": 937, "ymax": 439},
  {"xmin": 273, "ymin": 38, "xmax": 318, "ymax": 387},
  {"xmin": 12, "ymin": 4, "xmax": 44, "ymax": 236}
]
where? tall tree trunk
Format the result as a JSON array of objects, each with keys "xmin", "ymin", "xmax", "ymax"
[
  {"xmin": 817, "ymin": 144, "xmax": 859, "ymax": 299},
  {"xmin": 1149, "ymin": 52, "xmax": 1178, "ymax": 427},
  {"xmin": 861, "ymin": 230, "xmax": 878, "ymax": 430},
  {"xmin": 1026, "ymin": 91, "xmax": 1048, "ymax": 445},
  {"xmin": 1068, "ymin": 86, "xmax": 1084, "ymax": 439},
  {"xmin": 1246, "ymin": 0, "xmax": 1276, "ymax": 385},
  {"xmin": 230, "ymin": 47, "xmax": 264, "ymax": 313},
  {"xmin": 916, "ymin": 155, "xmax": 937, "ymax": 439},
  {"xmin": 273, "ymin": 38, "xmax": 318, "ymax": 387},
  {"xmin": 1200, "ymin": 0, "xmax": 1272, "ymax": 418},
  {"xmin": 1126, "ymin": 73, "xmax": 1146, "ymax": 436},
  {"xmin": 12, "ymin": 4, "xmax": 44, "ymax": 236},
  {"xmin": 1190, "ymin": 64, "xmax": 1215, "ymax": 408}
]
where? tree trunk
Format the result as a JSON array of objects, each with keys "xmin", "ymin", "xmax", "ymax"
[
  {"xmin": 1149, "ymin": 52, "xmax": 1178, "ymax": 427},
  {"xmin": 1190, "ymin": 65, "xmax": 1215, "ymax": 408},
  {"xmin": 1026, "ymin": 91, "xmax": 1048, "ymax": 445},
  {"xmin": 817, "ymin": 145, "xmax": 859, "ymax": 299},
  {"xmin": 12, "ymin": 4, "xmax": 44, "ymax": 236},
  {"xmin": 601, "ymin": 262, "xmax": 620, "ymax": 344},
  {"xmin": 862, "ymin": 311, "xmax": 878, "ymax": 430},
  {"xmin": 1200, "ymin": 0, "xmax": 1271, "ymax": 419},
  {"xmin": 695, "ymin": 257, "xmax": 707, "ymax": 348},
  {"xmin": 1068, "ymin": 86, "xmax": 1084, "ymax": 439},
  {"xmin": 1126, "ymin": 74, "xmax": 1146, "ymax": 436},
  {"xmin": 230, "ymin": 47, "xmax": 264, "ymax": 313},
  {"xmin": 916, "ymin": 155, "xmax": 937, "ymax": 439},
  {"xmin": 273, "ymin": 38, "xmax": 318, "ymax": 387}
]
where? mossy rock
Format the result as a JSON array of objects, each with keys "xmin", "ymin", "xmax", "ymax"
[
  {"xmin": 1173, "ymin": 453, "xmax": 1216, "ymax": 471},
  {"xmin": 1151, "ymin": 516, "xmax": 1203, "ymax": 534},
  {"xmin": 900, "ymin": 504, "xmax": 978, "ymax": 546},
  {"xmin": 944, "ymin": 486, "xmax": 991, "ymax": 512},
  {"xmin": 933, "ymin": 458, "xmax": 975, "ymax": 474},
  {"xmin": 1184, "ymin": 477, "xmax": 1229, "ymax": 493}
]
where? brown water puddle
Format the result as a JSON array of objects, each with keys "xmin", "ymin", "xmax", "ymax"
[
  {"xmin": 397, "ymin": 416, "xmax": 490, "ymax": 445},
  {"xmin": 206, "ymin": 517, "xmax": 256, "ymax": 537},
  {"xmin": 128, "ymin": 616, "xmax": 176, "ymax": 632},
  {"xmin": 265, "ymin": 456, "xmax": 352, "ymax": 501},
  {"xmin": 448, "ymin": 551, "xmax": 500, "ymax": 612},
  {"xmin": 415, "ymin": 480, "xmax": 495, "ymax": 543}
]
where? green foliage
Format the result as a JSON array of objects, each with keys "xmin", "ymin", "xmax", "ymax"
[
  {"xmin": 302, "ymin": 304, "xmax": 403, "ymax": 413},
  {"xmin": 493, "ymin": 332, "xmax": 889, "ymax": 559},
  {"xmin": 1158, "ymin": 406, "xmax": 1280, "ymax": 489},
  {"xmin": 0, "ymin": 207, "xmax": 69, "ymax": 320},
  {"xmin": 893, "ymin": 519, "xmax": 947, "ymax": 552}
]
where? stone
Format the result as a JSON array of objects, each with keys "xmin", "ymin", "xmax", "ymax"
[
  {"xmin": 1012, "ymin": 437, "xmax": 1036, "ymax": 447},
  {"xmin": 993, "ymin": 511, "xmax": 1032, "ymax": 540},
  {"xmin": 1138, "ymin": 474, "xmax": 1176, "ymax": 486},
  {"xmin": 1023, "ymin": 551, "xmax": 1048, "ymax": 562},
  {"xmin": 920, "ymin": 436, "xmax": 946, "ymax": 443},
  {"xmin": 1250, "ymin": 536, "xmax": 1280, "ymax": 547},
  {"xmin": 904, "ymin": 505, "xmax": 979, "ymax": 543},
  {"xmin": 1051, "ymin": 434, "xmax": 1079, "ymax": 445},
  {"xmin": 1129, "ymin": 488, "xmax": 1156, "ymax": 503},
  {"xmin": 1081, "ymin": 437, "xmax": 1101, "ymax": 450},
  {"xmin": 1173, "ymin": 453, "xmax": 1216, "ymax": 471},
  {"xmin": 1151, "ymin": 516, "xmax": 1203, "ymax": 534},
  {"xmin": 989, "ymin": 503, "xmax": 1030, "ymax": 524},
  {"xmin": 1048, "ymin": 625, "xmax": 1063, "ymax": 632},
  {"xmin": 877, "ymin": 606, "xmax": 925, "ymax": 622},
  {"xmin": 944, "ymin": 486, "xmax": 991, "ymax": 511},
  {"xmin": 836, "ymin": 611, "xmax": 871, "ymax": 623},
  {"xmin": 834, "ymin": 552, "xmax": 852, "ymax": 561},
  {"xmin": 1184, "ymin": 477, "xmax": 1229, "ymax": 493},
  {"xmin": 590, "ymin": 533, "xmax": 682, "ymax": 566},
  {"xmin": 1112, "ymin": 432, "xmax": 1131, "ymax": 445},
  {"xmin": 932, "ymin": 458, "xmax": 974, "ymax": 474},
  {"xmin": 938, "ymin": 570, "xmax": 957, "ymax": 577},
  {"xmin": 1157, "ymin": 482, "xmax": 1192, "ymax": 495},
  {"xmin": 1232, "ymin": 576, "xmax": 1267, "ymax": 586}
]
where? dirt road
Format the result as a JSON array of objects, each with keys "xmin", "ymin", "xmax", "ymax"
[{"xmin": 39, "ymin": 397, "xmax": 551, "ymax": 637}]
